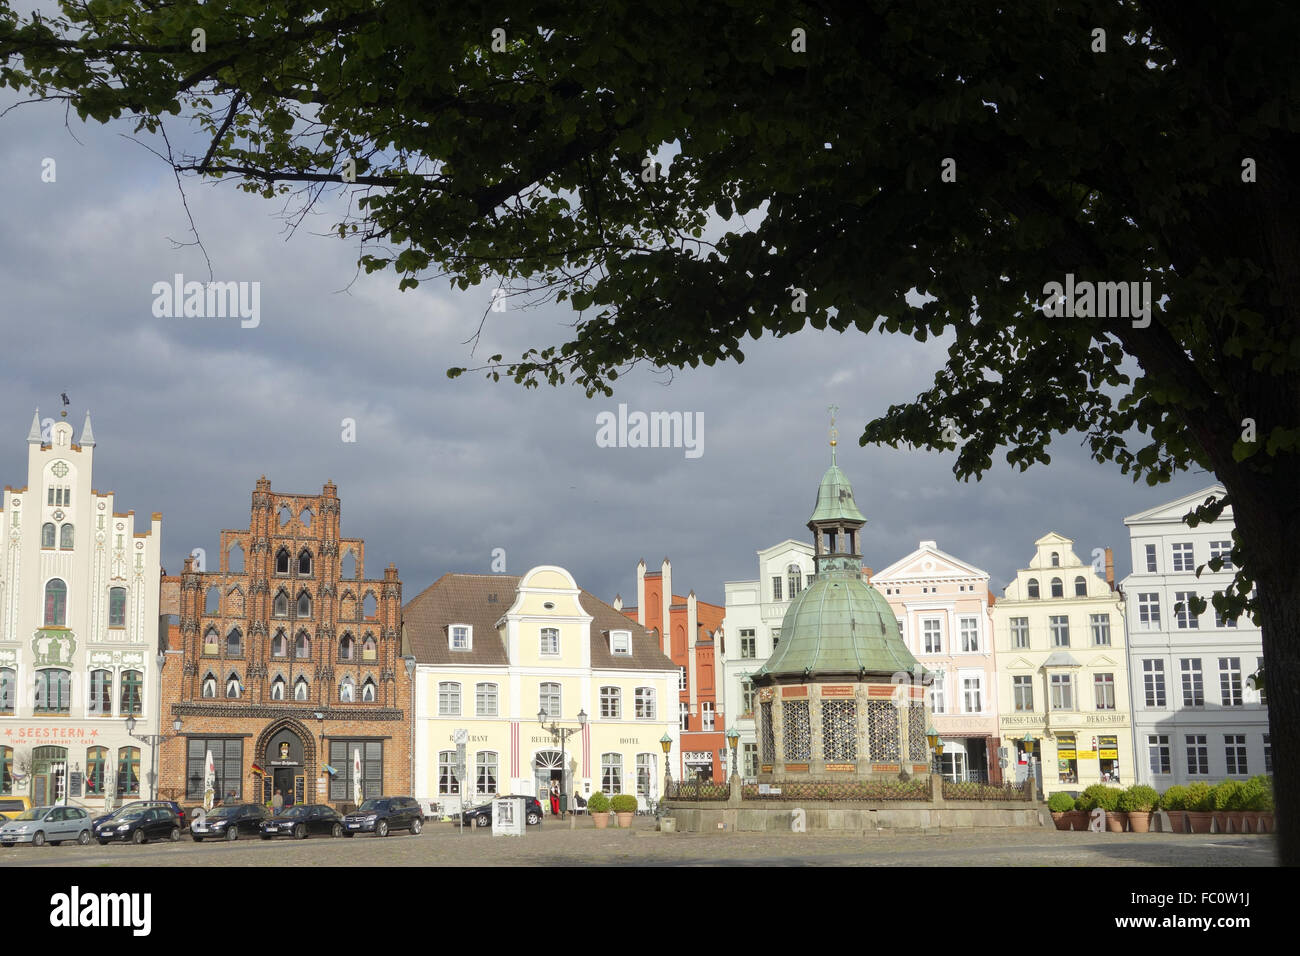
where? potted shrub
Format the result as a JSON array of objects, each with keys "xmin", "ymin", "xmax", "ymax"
[
  {"xmin": 1119, "ymin": 785, "xmax": 1159, "ymax": 832},
  {"xmin": 587, "ymin": 790, "xmax": 611, "ymax": 829},
  {"xmin": 1242, "ymin": 775, "xmax": 1274, "ymax": 832},
  {"xmin": 1160, "ymin": 785, "xmax": 1189, "ymax": 833},
  {"xmin": 1212, "ymin": 780, "xmax": 1244, "ymax": 832},
  {"xmin": 1048, "ymin": 791, "xmax": 1082, "ymax": 830},
  {"xmin": 611, "ymin": 794, "xmax": 638, "ymax": 828},
  {"xmin": 1080, "ymin": 784, "xmax": 1125, "ymax": 831},
  {"xmin": 1185, "ymin": 782, "xmax": 1214, "ymax": 833}
]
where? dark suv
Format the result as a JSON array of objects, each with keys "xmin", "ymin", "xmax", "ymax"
[{"xmin": 342, "ymin": 797, "xmax": 424, "ymax": 837}]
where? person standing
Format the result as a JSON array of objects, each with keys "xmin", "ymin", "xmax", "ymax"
[
  {"xmin": 549, "ymin": 780, "xmax": 560, "ymax": 817},
  {"xmin": 272, "ymin": 789, "xmax": 284, "ymax": 812}
]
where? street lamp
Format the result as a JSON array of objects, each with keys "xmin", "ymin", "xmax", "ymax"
[
  {"xmin": 926, "ymin": 725, "xmax": 944, "ymax": 776},
  {"xmin": 125, "ymin": 714, "xmax": 184, "ymax": 801},
  {"xmin": 726, "ymin": 727, "xmax": 740, "ymax": 779},
  {"xmin": 1023, "ymin": 734, "xmax": 1037, "ymax": 795},
  {"xmin": 660, "ymin": 733, "xmax": 672, "ymax": 800},
  {"xmin": 537, "ymin": 707, "xmax": 586, "ymax": 830}
]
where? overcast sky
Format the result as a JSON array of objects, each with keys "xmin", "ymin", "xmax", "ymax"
[{"xmin": 0, "ymin": 93, "xmax": 1216, "ymax": 610}]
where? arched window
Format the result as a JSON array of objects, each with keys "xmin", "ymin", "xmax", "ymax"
[
  {"xmin": 201, "ymin": 674, "xmax": 217, "ymax": 698},
  {"xmin": 296, "ymin": 590, "xmax": 312, "ymax": 618},
  {"xmin": 338, "ymin": 633, "xmax": 355, "ymax": 661},
  {"xmin": 118, "ymin": 747, "xmax": 140, "ymax": 796},
  {"xmin": 108, "ymin": 587, "xmax": 127, "ymax": 627},
  {"xmin": 225, "ymin": 674, "xmax": 242, "ymax": 699},
  {"xmin": 44, "ymin": 579, "xmax": 68, "ymax": 626},
  {"xmin": 341, "ymin": 550, "xmax": 357, "ymax": 579},
  {"xmin": 34, "ymin": 669, "xmax": 71, "ymax": 712},
  {"xmin": 1050, "ymin": 577, "xmax": 1064, "ymax": 598},
  {"xmin": 204, "ymin": 586, "xmax": 220, "ymax": 615},
  {"xmin": 41, "ymin": 523, "xmax": 56, "ymax": 548},
  {"xmin": 271, "ymin": 629, "xmax": 287, "ymax": 658},
  {"xmin": 635, "ymin": 687, "xmax": 657, "ymax": 720},
  {"xmin": 294, "ymin": 677, "xmax": 309, "ymax": 701},
  {"xmin": 59, "ymin": 524, "xmax": 74, "ymax": 550},
  {"xmin": 88, "ymin": 669, "xmax": 112, "ymax": 714},
  {"xmin": 601, "ymin": 753, "xmax": 623, "ymax": 794},
  {"xmin": 1074, "ymin": 575, "xmax": 1087, "ymax": 597},
  {"xmin": 0, "ymin": 669, "xmax": 15, "ymax": 715},
  {"xmin": 203, "ymin": 625, "xmax": 219, "ymax": 654},
  {"xmin": 295, "ymin": 631, "xmax": 311, "ymax": 659},
  {"xmin": 278, "ymin": 505, "xmax": 292, "ymax": 527},
  {"xmin": 361, "ymin": 679, "xmax": 376, "ymax": 703},
  {"xmin": 275, "ymin": 548, "xmax": 291, "ymax": 574},
  {"xmin": 85, "ymin": 746, "xmax": 107, "ymax": 795},
  {"xmin": 227, "ymin": 541, "xmax": 244, "ymax": 573},
  {"xmin": 297, "ymin": 549, "xmax": 312, "ymax": 576},
  {"xmin": 539, "ymin": 682, "xmax": 561, "ymax": 718},
  {"xmin": 1050, "ymin": 551, "xmax": 1060, "ymax": 567},
  {"xmin": 788, "ymin": 564, "xmax": 802, "ymax": 598},
  {"xmin": 362, "ymin": 592, "xmax": 377, "ymax": 618},
  {"xmin": 226, "ymin": 627, "xmax": 243, "ymax": 657},
  {"xmin": 438, "ymin": 682, "xmax": 461, "ymax": 716},
  {"xmin": 300, "ymin": 507, "xmax": 313, "ymax": 529},
  {"xmin": 600, "ymin": 686, "xmax": 622, "ymax": 719},
  {"xmin": 1027, "ymin": 578, "xmax": 1040, "ymax": 599},
  {"xmin": 120, "ymin": 670, "xmax": 143, "ymax": 715},
  {"xmin": 270, "ymin": 677, "xmax": 285, "ymax": 701},
  {"xmin": 362, "ymin": 634, "xmax": 377, "ymax": 661},
  {"xmin": 339, "ymin": 677, "xmax": 354, "ymax": 703},
  {"xmin": 273, "ymin": 589, "xmax": 290, "ymax": 617},
  {"xmin": 0, "ymin": 746, "xmax": 11, "ymax": 794}
]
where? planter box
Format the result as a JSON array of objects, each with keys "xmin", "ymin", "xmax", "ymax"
[
  {"xmin": 1186, "ymin": 811, "xmax": 1214, "ymax": 834},
  {"xmin": 1255, "ymin": 812, "xmax": 1274, "ymax": 833},
  {"xmin": 1105, "ymin": 811, "xmax": 1128, "ymax": 832}
]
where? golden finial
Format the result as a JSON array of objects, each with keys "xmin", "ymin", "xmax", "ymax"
[{"xmin": 828, "ymin": 404, "xmax": 839, "ymax": 464}]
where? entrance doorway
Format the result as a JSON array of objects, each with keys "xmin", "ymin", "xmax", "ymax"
[
  {"xmin": 32, "ymin": 746, "xmax": 68, "ymax": 805},
  {"xmin": 273, "ymin": 768, "xmax": 295, "ymax": 807},
  {"xmin": 265, "ymin": 726, "xmax": 307, "ymax": 807},
  {"xmin": 533, "ymin": 750, "xmax": 563, "ymax": 813}
]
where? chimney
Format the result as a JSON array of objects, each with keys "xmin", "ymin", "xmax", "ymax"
[{"xmin": 1104, "ymin": 547, "xmax": 1115, "ymax": 591}]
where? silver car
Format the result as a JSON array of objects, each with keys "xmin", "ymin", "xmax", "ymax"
[{"xmin": 0, "ymin": 806, "xmax": 93, "ymax": 847}]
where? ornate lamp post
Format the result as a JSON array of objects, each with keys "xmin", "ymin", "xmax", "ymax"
[
  {"xmin": 925, "ymin": 725, "xmax": 945, "ymax": 777},
  {"xmin": 660, "ymin": 733, "xmax": 673, "ymax": 800},
  {"xmin": 1022, "ymin": 734, "xmax": 1037, "ymax": 795},
  {"xmin": 125, "ymin": 714, "xmax": 184, "ymax": 800},
  {"xmin": 726, "ymin": 727, "xmax": 740, "ymax": 779},
  {"xmin": 538, "ymin": 707, "xmax": 586, "ymax": 830}
]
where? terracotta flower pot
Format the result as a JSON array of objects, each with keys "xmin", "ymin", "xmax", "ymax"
[
  {"xmin": 1257, "ymin": 812, "xmax": 1274, "ymax": 833},
  {"xmin": 1105, "ymin": 811, "xmax": 1128, "ymax": 832},
  {"xmin": 1051, "ymin": 811, "xmax": 1087, "ymax": 830},
  {"xmin": 1212, "ymin": 811, "xmax": 1233, "ymax": 833},
  {"xmin": 1186, "ymin": 811, "xmax": 1213, "ymax": 833},
  {"xmin": 616, "ymin": 812, "xmax": 634, "ymax": 828},
  {"xmin": 1165, "ymin": 810, "xmax": 1188, "ymax": 833},
  {"xmin": 1128, "ymin": 811, "xmax": 1151, "ymax": 833},
  {"xmin": 593, "ymin": 812, "xmax": 610, "ymax": 829}
]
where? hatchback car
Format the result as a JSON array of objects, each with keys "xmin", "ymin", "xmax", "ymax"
[
  {"xmin": 342, "ymin": 796, "xmax": 423, "ymax": 836},
  {"xmin": 92, "ymin": 800, "xmax": 188, "ymax": 832},
  {"xmin": 190, "ymin": 803, "xmax": 269, "ymax": 841},
  {"xmin": 0, "ymin": 806, "xmax": 93, "ymax": 847},
  {"xmin": 95, "ymin": 806, "xmax": 181, "ymax": 845},
  {"xmin": 461, "ymin": 796, "xmax": 544, "ymax": 828},
  {"xmin": 0, "ymin": 797, "xmax": 33, "ymax": 822},
  {"xmin": 260, "ymin": 804, "xmax": 345, "ymax": 840}
]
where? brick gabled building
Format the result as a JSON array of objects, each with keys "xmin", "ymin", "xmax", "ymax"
[{"xmin": 158, "ymin": 478, "xmax": 412, "ymax": 809}]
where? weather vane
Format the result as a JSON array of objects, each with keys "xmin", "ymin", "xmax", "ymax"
[{"xmin": 828, "ymin": 403, "xmax": 839, "ymax": 463}]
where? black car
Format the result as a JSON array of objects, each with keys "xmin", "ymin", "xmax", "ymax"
[
  {"xmin": 461, "ymin": 796, "xmax": 544, "ymax": 828},
  {"xmin": 190, "ymin": 803, "xmax": 270, "ymax": 841},
  {"xmin": 260, "ymin": 804, "xmax": 345, "ymax": 840},
  {"xmin": 92, "ymin": 800, "xmax": 188, "ymax": 832},
  {"xmin": 95, "ymin": 806, "xmax": 181, "ymax": 845},
  {"xmin": 342, "ymin": 796, "xmax": 423, "ymax": 837}
]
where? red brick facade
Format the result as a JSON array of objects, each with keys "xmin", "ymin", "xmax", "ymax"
[{"xmin": 157, "ymin": 478, "xmax": 412, "ymax": 809}]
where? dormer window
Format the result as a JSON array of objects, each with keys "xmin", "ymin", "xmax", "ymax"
[
  {"xmin": 540, "ymin": 627, "xmax": 559, "ymax": 656},
  {"xmin": 609, "ymin": 630, "xmax": 632, "ymax": 655},
  {"xmin": 1050, "ymin": 551, "xmax": 1060, "ymax": 567},
  {"xmin": 450, "ymin": 624, "xmax": 472, "ymax": 651}
]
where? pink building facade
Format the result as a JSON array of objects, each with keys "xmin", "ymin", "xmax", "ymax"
[{"xmin": 874, "ymin": 541, "xmax": 1002, "ymax": 784}]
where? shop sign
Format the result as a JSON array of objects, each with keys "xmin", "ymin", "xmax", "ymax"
[
  {"xmin": 1056, "ymin": 733, "xmax": 1077, "ymax": 760},
  {"xmin": 1099, "ymin": 734, "xmax": 1119, "ymax": 759},
  {"xmin": 821, "ymin": 686, "xmax": 853, "ymax": 697},
  {"xmin": 781, "ymin": 686, "xmax": 808, "ymax": 698},
  {"xmin": 784, "ymin": 763, "xmax": 809, "ymax": 772},
  {"xmin": 825, "ymin": 763, "xmax": 854, "ymax": 771}
]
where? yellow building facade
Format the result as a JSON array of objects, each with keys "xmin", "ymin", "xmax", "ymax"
[
  {"xmin": 992, "ymin": 533, "xmax": 1133, "ymax": 798},
  {"xmin": 406, "ymin": 566, "xmax": 677, "ymax": 813}
]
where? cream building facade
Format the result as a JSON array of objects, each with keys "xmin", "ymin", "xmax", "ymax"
[
  {"xmin": 1, "ymin": 410, "xmax": 163, "ymax": 809},
  {"xmin": 406, "ymin": 566, "xmax": 676, "ymax": 813},
  {"xmin": 992, "ymin": 533, "xmax": 1131, "ymax": 798}
]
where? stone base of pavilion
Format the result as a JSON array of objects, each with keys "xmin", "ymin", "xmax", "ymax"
[{"xmin": 661, "ymin": 775, "xmax": 1048, "ymax": 833}]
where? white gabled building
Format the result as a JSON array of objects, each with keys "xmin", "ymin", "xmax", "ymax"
[
  {"xmin": 0, "ymin": 409, "xmax": 163, "ymax": 808},
  {"xmin": 1122, "ymin": 486, "xmax": 1268, "ymax": 787}
]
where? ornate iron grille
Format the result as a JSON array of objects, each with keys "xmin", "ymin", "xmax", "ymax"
[
  {"xmin": 942, "ymin": 780, "xmax": 1032, "ymax": 801},
  {"xmin": 908, "ymin": 702, "xmax": 928, "ymax": 761},
  {"xmin": 666, "ymin": 780, "xmax": 731, "ymax": 801},
  {"xmin": 867, "ymin": 700, "xmax": 900, "ymax": 761},
  {"xmin": 821, "ymin": 699, "xmax": 857, "ymax": 761},
  {"xmin": 741, "ymin": 780, "xmax": 928, "ymax": 801},
  {"xmin": 782, "ymin": 700, "xmax": 811, "ymax": 761},
  {"xmin": 760, "ymin": 702, "xmax": 775, "ymax": 762}
]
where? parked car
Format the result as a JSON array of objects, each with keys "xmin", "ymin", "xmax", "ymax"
[
  {"xmin": 0, "ymin": 806, "xmax": 93, "ymax": 847},
  {"xmin": 92, "ymin": 800, "xmax": 188, "ymax": 832},
  {"xmin": 461, "ymin": 796, "xmax": 544, "ymax": 828},
  {"xmin": 95, "ymin": 806, "xmax": 181, "ymax": 845},
  {"xmin": 342, "ymin": 796, "xmax": 424, "ymax": 836},
  {"xmin": 259, "ymin": 804, "xmax": 345, "ymax": 840},
  {"xmin": 0, "ymin": 797, "xmax": 33, "ymax": 822},
  {"xmin": 190, "ymin": 803, "xmax": 269, "ymax": 841}
]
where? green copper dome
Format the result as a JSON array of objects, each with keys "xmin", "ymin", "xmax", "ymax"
[
  {"xmin": 757, "ymin": 569, "xmax": 919, "ymax": 679},
  {"xmin": 809, "ymin": 464, "xmax": 865, "ymax": 524}
]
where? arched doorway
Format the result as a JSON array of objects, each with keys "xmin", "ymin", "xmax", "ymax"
[
  {"xmin": 533, "ymin": 750, "xmax": 564, "ymax": 811},
  {"xmin": 256, "ymin": 720, "xmax": 313, "ymax": 808},
  {"xmin": 32, "ymin": 746, "xmax": 68, "ymax": 805}
]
